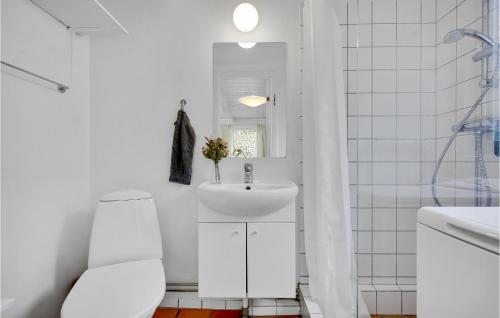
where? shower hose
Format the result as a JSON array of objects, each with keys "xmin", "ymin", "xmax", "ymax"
[{"xmin": 431, "ymin": 80, "xmax": 495, "ymax": 207}]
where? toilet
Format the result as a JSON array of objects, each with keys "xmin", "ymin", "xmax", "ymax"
[{"xmin": 61, "ymin": 190, "xmax": 165, "ymax": 318}]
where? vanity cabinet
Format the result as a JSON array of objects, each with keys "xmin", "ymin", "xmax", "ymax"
[
  {"xmin": 247, "ymin": 223, "xmax": 296, "ymax": 298},
  {"xmin": 198, "ymin": 219, "xmax": 296, "ymax": 299},
  {"xmin": 198, "ymin": 223, "xmax": 246, "ymax": 298}
]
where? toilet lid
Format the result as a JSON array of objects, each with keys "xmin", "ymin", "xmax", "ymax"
[{"xmin": 61, "ymin": 259, "xmax": 165, "ymax": 318}]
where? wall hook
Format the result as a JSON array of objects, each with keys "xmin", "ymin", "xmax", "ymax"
[{"xmin": 180, "ymin": 99, "xmax": 187, "ymax": 111}]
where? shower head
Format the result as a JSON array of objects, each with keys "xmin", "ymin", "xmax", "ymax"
[
  {"xmin": 443, "ymin": 29, "xmax": 466, "ymax": 43},
  {"xmin": 443, "ymin": 29, "xmax": 497, "ymax": 47}
]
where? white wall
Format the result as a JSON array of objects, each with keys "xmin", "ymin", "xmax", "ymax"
[
  {"xmin": 1, "ymin": 1, "xmax": 91, "ymax": 317},
  {"xmin": 90, "ymin": 0, "xmax": 300, "ymax": 283}
]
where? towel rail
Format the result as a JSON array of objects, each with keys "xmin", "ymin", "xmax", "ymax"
[{"xmin": 1, "ymin": 61, "xmax": 69, "ymax": 93}]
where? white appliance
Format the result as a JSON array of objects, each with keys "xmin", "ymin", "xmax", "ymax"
[
  {"xmin": 61, "ymin": 190, "xmax": 165, "ymax": 318},
  {"xmin": 417, "ymin": 207, "xmax": 499, "ymax": 318}
]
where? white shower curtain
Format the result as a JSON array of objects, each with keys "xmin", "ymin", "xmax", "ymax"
[{"xmin": 302, "ymin": 0, "xmax": 369, "ymax": 317}]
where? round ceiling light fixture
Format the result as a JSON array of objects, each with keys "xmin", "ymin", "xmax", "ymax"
[
  {"xmin": 238, "ymin": 42, "xmax": 256, "ymax": 49},
  {"xmin": 238, "ymin": 95, "xmax": 269, "ymax": 107},
  {"xmin": 233, "ymin": 3, "xmax": 259, "ymax": 32}
]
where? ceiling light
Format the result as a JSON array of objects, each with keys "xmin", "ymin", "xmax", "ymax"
[
  {"xmin": 233, "ymin": 3, "xmax": 259, "ymax": 32},
  {"xmin": 238, "ymin": 95, "xmax": 269, "ymax": 107},
  {"xmin": 238, "ymin": 42, "xmax": 256, "ymax": 49}
]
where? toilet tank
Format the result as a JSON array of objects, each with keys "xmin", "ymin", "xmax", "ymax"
[{"xmin": 88, "ymin": 190, "xmax": 163, "ymax": 269}]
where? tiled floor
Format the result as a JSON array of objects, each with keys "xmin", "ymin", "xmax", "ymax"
[
  {"xmin": 153, "ymin": 308, "xmax": 301, "ymax": 318},
  {"xmin": 153, "ymin": 308, "xmax": 416, "ymax": 318},
  {"xmin": 160, "ymin": 292, "xmax": 301, "ymax": 315}
]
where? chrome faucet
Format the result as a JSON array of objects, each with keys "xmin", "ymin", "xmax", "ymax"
[{"xmin": 244, "ymin": 163, "xmax": 253, "ymax": 183}]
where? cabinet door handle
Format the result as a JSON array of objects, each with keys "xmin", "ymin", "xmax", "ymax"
[{"xmin": 250, "ymin": 231, "xmax": 258, "ymax": 236}]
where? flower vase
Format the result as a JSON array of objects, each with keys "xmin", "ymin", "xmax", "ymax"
[{"xmin": 212, "ymin": 162, "xmax": 221, "ymax": 184}]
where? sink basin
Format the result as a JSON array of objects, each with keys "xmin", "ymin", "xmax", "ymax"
[{"xmin": 197, "ymin": 181, "xmax": 298, "ymax": 216}]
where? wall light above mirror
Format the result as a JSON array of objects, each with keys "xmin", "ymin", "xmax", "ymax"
[
  {"xmin": 213, "ymin": 42, "xmax": 287, "ymax": 159},
  {"xmin": 233, "ymin": 3, "xmax": 259, "ymax": 32}
]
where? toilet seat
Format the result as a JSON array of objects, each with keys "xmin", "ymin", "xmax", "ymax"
[{"xmin": 61, "ymin": 259, "xmax": 165, "ymax": 318}]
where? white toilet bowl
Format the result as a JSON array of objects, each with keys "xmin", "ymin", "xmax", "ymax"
[{"xmin": 61, "ymin": 190, "xmax": 165, "ymax": 318}]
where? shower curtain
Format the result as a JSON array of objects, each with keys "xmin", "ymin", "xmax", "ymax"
[{"xmin": 302, "ymin": 0, "xmax": 369, "ymax": 317}]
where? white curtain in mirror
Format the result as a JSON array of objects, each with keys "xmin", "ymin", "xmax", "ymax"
[
  {"xmin": 221, "ymin": 124, "xmax": 234, "ymax": 152},
  {"xmin": 302, "ymin": 0, "xmax": 369, "ymax": 317},
  {"xmin": 257, "ymin": 124, "xmax": 267, "ymax": 157}
]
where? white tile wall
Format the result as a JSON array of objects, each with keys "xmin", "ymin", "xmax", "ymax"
[
  {"xmin": 373, "ymin": 117, "xmax": 397, "ymax": 138},
  {"xmin": 372, "ymin": 25, "xmax": 397, "ymax": 46},
  {"xmin": 373, "ymin": 254, "xmax": 397, "ymax": 276},
  {"xmin": 343, "ymin": 0, "xmax": 431, "ymax": 303},
  {"xmin": 373, "ymin": 0, "xmax": 397, "ymax": 23},
  {"xmin": 373, "ymin": 208, "xmax": 397, "ymax": 230},
  {"xmin": 422, "ymin": 0, "xmax": 437, "ymax": 22},
  {"xmin": 398, "ymin": 0, "xmax": 422, "ymax": 23},
  {"xmin": 374, "ymin": 47, "xmax": 397, "ymax": 69},
  {"xmin": 397, "ymin": 24, "xmax": 422, "ymax": 46},
  {"xmin": 373, "ymin": 140, "xmax": 397, "ymax": 160}
]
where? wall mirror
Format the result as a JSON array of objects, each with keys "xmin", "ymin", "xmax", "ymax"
[{"xmin": 213, "ymin": 42, "xmax": 287, "ymax": 158}]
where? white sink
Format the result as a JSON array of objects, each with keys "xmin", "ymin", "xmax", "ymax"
[{"xmin": 197, "ymin": 181, "xmax": 298, "ymax": 216}]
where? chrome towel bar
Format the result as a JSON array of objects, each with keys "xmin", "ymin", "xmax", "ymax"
[{"xmin": 1, "ymin": 60, "xmax": 69, "ymax": 93}]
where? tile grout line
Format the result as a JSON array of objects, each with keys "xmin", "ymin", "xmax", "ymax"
[
  {"xmin": 369, "ymin": 0, "xmax": 374, "ymax": 286},
  {"xmin": 394, "ymin": 0, "xmax": 399, "ymax": 287}
]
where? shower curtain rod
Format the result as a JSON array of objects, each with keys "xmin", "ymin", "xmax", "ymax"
[{"xmin": 1, "ymin": 61, "xmax": 69, "ymax": 93}]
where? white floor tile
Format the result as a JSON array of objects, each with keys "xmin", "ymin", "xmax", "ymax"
[
  {"xmin": 202, "ymin": 299, "xmax": 225, "ymax": 310},
  {"xmin": 160, "ymin": 297, "xmax": 178, "ymax": 308},
  {"xmin": 276, "ymin": 299, "xmax": 300, "ymax": 307},
  {"xmin": 250, "ymin": 306, "xmax": 277, "ymax": 316},
  {"xmin": 225, "ymin": 300, "xmax": 243, "ymax": 310},
  {"xmin": 179, "ymin": 297, "xmax": 202, "ymax": 309},
  {"xmin": 251, "ymin": 298, "xmax": 276, "ymax": 307},
  {"xmin": 277, "ymin": 306, "xmax": 301, "ymax": 315}
]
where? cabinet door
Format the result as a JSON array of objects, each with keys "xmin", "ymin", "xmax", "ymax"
[
  {"xmin": 247, "ymin": 223, "xmax": 296, "ymax": 298},
  {"xmin": 198, "ymin": 223, "xmax": 246, "ymax": 298}
]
